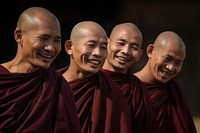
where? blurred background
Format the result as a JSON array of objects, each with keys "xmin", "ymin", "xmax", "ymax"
[{"xmin": 0, "ymin": 0, "xmax": 199, "ymax": 131}]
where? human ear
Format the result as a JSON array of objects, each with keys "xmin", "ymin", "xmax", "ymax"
[
  {"xmin": 14, "ymin": 29, "xmax": 22, "ymax": 42},
  {"xmin": 147, "ymin": 44, "xmax": 154, "ymax": 58},
  {"xmin": 64, "ymin": 40, "xmax": 73, "ymax": 55}
]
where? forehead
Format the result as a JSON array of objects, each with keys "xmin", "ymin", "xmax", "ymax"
[
  {"xmin": 115, "ymin": 27, "xmax": 139, "ymax": 37},
  {"xmin": 156, "ymin": 43, "xmax": 186, "ymax": 60},
  {"xmin": 112, "ymin": 28, "xmax": 142, "ymax": 43},
  {"xmin": 79, "ymin": 28, "xmax": 107, "ymax": 41},
  {"xmin": 26, "ymin": 21, "xmax": 61, "ymax": 38},
  {"xmin": 112, "ymin": 34, "xmax": 140, "ymax": 47}
]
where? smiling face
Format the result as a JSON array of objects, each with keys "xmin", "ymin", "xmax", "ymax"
[
  {"xmin": 147, "ymin": 39, "xmax": 186, "ymax": 83},
  {"xmin": 65, "ymin": 22, "xmax": 107, "ymax": 77},
  {"xmin": 103, "ymin": 23, "xmax": 143, "ymax": 73},
  {"xmin": 15, "ymin": 7, "xmax": 61, "ymax": 71},
  {"xmin": 19, "ymin": 21, "xmax": 61, "ymax": 69}
]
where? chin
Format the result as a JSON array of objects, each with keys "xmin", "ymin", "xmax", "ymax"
[
  {"xmin": 158, "ymin": 78, "xmax": 170, "ymax": 83},
  {"xmin": 88, "ymin": 68, "xmax": 99, "ymax": 74},
  {"xmin": 40, "ymin": 64, "xmax": 51, "ymax": 69}
]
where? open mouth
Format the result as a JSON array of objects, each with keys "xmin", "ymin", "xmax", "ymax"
[
  {"xmin": 116, "ymin": 55, "xmax": 131, "ymax": 63},
  {"xmin": 87, "ymin": 59, "xmax": 101, "ymax": 65},
  {"xmin": 39, "ymin": 53, "xmax": 53, "ymax": 59},
  {"xmin": 161, "ymin": 69, "xmax": 172, "ymax": 77}
]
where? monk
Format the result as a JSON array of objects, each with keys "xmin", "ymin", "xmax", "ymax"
[
  {"xmin": 101, "ymin": 22, "xmax": 156, "ymax": 133},
  {"xmin": 0, "ymin": 7, "xmax": 81, "ymax": 133},
  {"xmin": 58, "ymin": 21, "xmax": 132, "ymax": 133},
  {"xmin": 134, "ymin": 31, "xmax": 197, "ymax": 133}
]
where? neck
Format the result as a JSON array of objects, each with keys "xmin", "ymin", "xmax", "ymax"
[
  {"xmin": 1, "ymin": 60, "xmax": 39, "ymax": 73},
  {"xmin": 134, "ymin": 64, "xmax": 152, "ymax": 83},
  {"xmin": 62, "ymin": 65, "xmax": 93, "ymax": 82},
  {"xmin": 102, "ymin": 60, "xmax": 127, "ymax": 74}
]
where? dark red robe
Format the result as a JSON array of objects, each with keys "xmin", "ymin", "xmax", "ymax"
[
  {"xmin": 59, "ymin": 67, "xmax": 132, "ymax": 133},
  {"xmin": 144, "ymin": 79, "xmax": 197, "ymax": 133},
  {"xmin": 100, "ymin": 69, "xmax": 156, "ymax": 133},
  {"xmin": 0, "ymin": 65, "xmax": 81, "ymax": 133}
]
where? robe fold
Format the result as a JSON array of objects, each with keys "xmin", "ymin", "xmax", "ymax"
[
  {"xmin": 59, "ymin": 67, "xmax": 132, "ymax": 133},
  {"xmin": 144, "ymin": 79, "xmax": 197, "ymax": 133},
  {"xmin": 0, "ymin": 65, "xmax": 81, "ymax": 133},
  {"xmin": 101, "ymin": 69, "xmax": 156, "ymax": 133}
]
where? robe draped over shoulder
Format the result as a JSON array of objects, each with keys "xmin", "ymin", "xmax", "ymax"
[
  {"xmin": 101, "ymin": 69, "xmax": 156, "ymax": 133},
  {"xmin": 0, "ymin": 65, "xmax": 81, "ymax": 133},
  {"xmin": 144, "ymin": 79, "xmax": 197, "ymax": 133},
  {"xmin": 59, "ymin": 67, "xmax": 132, "ymax": 133}
]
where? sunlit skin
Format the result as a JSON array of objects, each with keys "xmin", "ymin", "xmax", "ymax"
[
  {"xmin": 102, "ymin": 23, "xmax": 143, "ymax": 73},
  {"xmin": 1, "ymin": 7, "xmax": 61, "ymax": 73},
  {"xmin": 63, "ymin": 21, "xmax": 108, "ymax": 81},
  {"xmin": 134, "ymin": 31, "xmax": 186, "ymax": 83}
]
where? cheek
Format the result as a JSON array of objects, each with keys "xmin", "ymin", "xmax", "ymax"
[
  {"xmin": 73, "ymin": 46, "xmax": 85, "ymax": 54},
  {"xmin": 176, "ymin": 66, "xmax": 182, "ymax": 74},
  {"xmin": 132, "ymin": 51, "xmax": 140, "ymax": 58},
  {"xmin": 109, "ymin": 44, "xmax": 119, "ymax": 52},
  {"xmin": 101, "ymin": 50, "xmax": 108, "ymax": 59},
  {"xmin": 109, "ymin": 46, "xmax": 121, "ymax": 56},
  {"xmin": 56, "ymin": 45, "xmax": 61, "ymax": 53},
  {"xmin": 149, "ymin": 59, "xmax": 159, "ymax": 71},
  {"xmin": 71, "ymin": 47, "xmax": 82, "ymax": 58}
]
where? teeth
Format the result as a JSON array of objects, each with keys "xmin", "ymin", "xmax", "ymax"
[
  {"xmin": 161, "ymin": 70, "xmax": 170, "ymax": 76},
  {"xmin": 88, "ymin": 59, "xmax": 100, "ymax": 65},
  {"xmin": 42, "ymin": 54, "xmax": 52, "ymax": 58},
  {"xmin": 118, "ymin": 56, "xmax": 127, "ymax": 61}
]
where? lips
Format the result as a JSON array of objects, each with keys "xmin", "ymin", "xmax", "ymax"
[
  {"xmin": 41, "ymin": 54, "xmax": 53, "ymax": 58},
  {"xmin": 38, "ymin": 52, "xmax": 54, "ymax": 61},
  {"xmin": 116, "ymin": 55, "xmax": 131, "ymax": 62},
  {"xmin": 161, "ymin": 69, "xmax": 173, "ymax": 77},
  {"xmin": 87, "ymin": 59, "xmax": 101, "ymax": 65}
]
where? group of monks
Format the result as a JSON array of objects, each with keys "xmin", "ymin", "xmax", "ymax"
[{"xmin": 0, "ymin": 6, "xmax": 197, "ymax": 133}]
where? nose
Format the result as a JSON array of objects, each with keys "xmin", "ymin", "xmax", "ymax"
[
  {"xmin": 166, "ymin": 63, "xmax": 175, "ymax": 71},
  {"xmin": 92, "ymin": 46, "xmax": 103, "ymax": 58},
  {"xmin": 121, "ymin": 44, "xmax": 130, "ymax": 55},
  {"xmin": 44, "ymin": 45, "xmax": 55, "ymax": 52}
]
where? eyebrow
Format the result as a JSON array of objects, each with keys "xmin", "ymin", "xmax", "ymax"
[
  {"xmin": 165, "ymin": 54, "xmax": 184, "ymax": 63},
  {"xmin": 40, "ymin": 34, "xmax": 61, "ymax": 40},
  {"xmin": 118, "ymin": 38, "xmax": 140, "ymax": 46}
]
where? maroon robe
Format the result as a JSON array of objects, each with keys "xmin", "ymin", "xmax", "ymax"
[
  {"xmin": 144, "ymin": 79, "xmax": 197, "ymax": 133},
  {"xmin": 101, "ymin": 69, "xmax": 156, "ymax": 133},
  {"xmin": 59, "ymin": 67, "xmax": 132, "ymax": 133},
  {"xmin": 0, "ymin": 65, "xmax": 81, "ymax": 133}
]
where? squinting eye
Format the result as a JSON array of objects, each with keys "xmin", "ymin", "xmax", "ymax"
[
  {"xmin": 40, "ymin": 37, "xmax": 48, "ymax": 41},
  {"xmin": 101, "ymin": 44, "xmax": 107, "ymax": 49},
  {"xmin": 88, "ymin": 44, "xmax": 95, "ymax": 47},
  {"xmin": 132, "ymin": 46, "xmax": 139, "ymax": 50},
  {"xmin": 175, "ymin": 62, "xmax": 182, "ymax": 66},
  {"xmin": 54, "ymin": 39, "xmax": 61, "ymax": 43},
  {"xmin": 164, "ymin": 57, "xmax": 170, "ymax": 61},
  {"xmin": 118, "ymin": 42, "xmax": 125, "ymax": 46}
]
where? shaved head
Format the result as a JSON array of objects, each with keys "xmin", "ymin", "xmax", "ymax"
[
  {"xmin": 70, "ymin": 21, "xmax": 107, "ymax": 44},
  {"xmin": 110, "ymin": 22, "xmax": 143, "ymax": 45},
  {"xmin": 2, "ymin": 7, "xmax": 62, "ymax": 73},
  {"xmin": 102, "ymin": 22, "xmax": 143, "ymax": 73},
  {"xmin": 16, "ymin": 7, "xmax": 60, "ymax": 33},
  {"xmin": 135, "ymin": 31, "xmax": 186, "ymax": 83},
  {"xmin": 63, "ymin": 21, "xmax": 108, "ymax": 80},
  {"xmin": 153, "ymin": 31, "xmax": 186, "ymax": 56}
]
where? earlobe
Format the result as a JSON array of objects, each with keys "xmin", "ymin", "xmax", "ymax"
[{"xmin": 65, "ymin": 40, "xmax": 73, "ymax": 54}]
